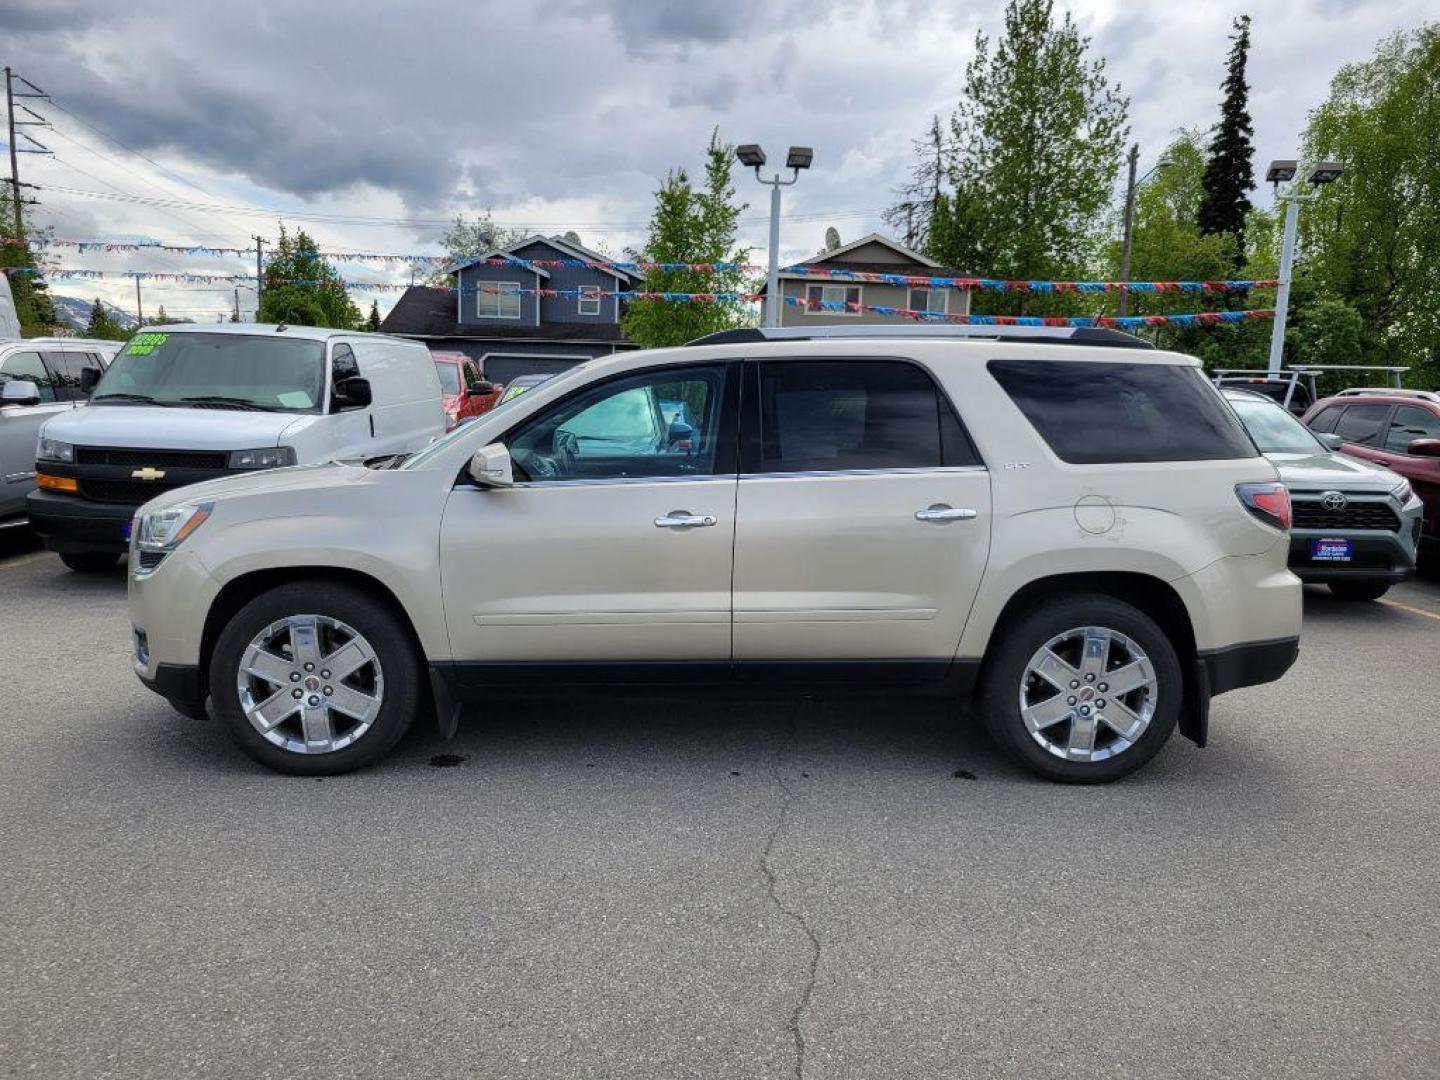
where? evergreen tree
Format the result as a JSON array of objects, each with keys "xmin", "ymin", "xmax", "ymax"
[
  {"xmin": 257, "ymin": 225, "xmax": 362, "ymax": 329},
  {"xmin": 85, "ymin": 299, "xmax": 128, "ymax": 341},
  {"xmin": 366, "ymin": 300, "xmax": 381, "ymax": 332},
  {"xmin": 928, "ymin": 0, "xmax": 1129, "ymax": 314},
  {"xmin": 1197, "ymin": 15, "xmax": 1256, "ymax": 269},
  {"xmin": 622, "ymin": 129, "xmax": 752, "ymax": 349}
]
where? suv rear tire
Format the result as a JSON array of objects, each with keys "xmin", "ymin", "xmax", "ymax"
[
  {"xmin": 979, "ymin": 594, "xmax": 1182, "ymax": 784},
  {"xmin": 1327, "ymin": 581, "xmax": 1390, "ymax": 602},
  {"xmin": 209, "ymin": 581, "xmax": 423, "ymax": 775}
]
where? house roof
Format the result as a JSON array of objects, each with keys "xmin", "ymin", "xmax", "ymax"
[
  {"xmin": 379, "ymin": 286, "xmax": 633, "ymax": 343},
  {"xmin": 799, "ymin": 232, "xmax": 943, "ymax": 269},
  {"xmin": 777, "ymin": 260, "xmax": 968, "ymax": 281},
  {"xmin": 449, "ymin": 246, "xmax": 551, "ymax": 280},
  {"xmin": 449, "ymin": 233, "xmax": 641, "ymax": 284}
]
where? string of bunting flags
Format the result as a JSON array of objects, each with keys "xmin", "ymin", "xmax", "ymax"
[
  {"xmin": 2, "ymin": 237, "xmax": 1277, "ymax": 293},
  {"xmin": 0, "ymin": 266, "xmax": 1273, "ymax": 330}
]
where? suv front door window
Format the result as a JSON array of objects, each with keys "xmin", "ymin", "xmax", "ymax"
[{"xmin": 439, "ymin": 363, "xmax": 739, "ymax": 666}]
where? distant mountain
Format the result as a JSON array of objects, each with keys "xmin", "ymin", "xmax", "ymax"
[{"xmin": 50, "ymin": 295, "xmax": 140, "ymax": 334}]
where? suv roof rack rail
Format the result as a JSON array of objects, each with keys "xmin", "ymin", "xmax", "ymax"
[
  {"xmin": 1333, "ymin": 386, "xmax": 1440, "ymax": 402},
  {"xmin": 687, "ymin": 324, "xmax": 1155, "ymax": 349}
]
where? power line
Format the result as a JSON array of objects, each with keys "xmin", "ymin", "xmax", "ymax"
[
  {"xmin": 32, "ymin": 182, "xmax": 885, "ymax": 233},
  {"xmin": 40, "ymin": 97, "xmax": 222, "ymax": 200}
]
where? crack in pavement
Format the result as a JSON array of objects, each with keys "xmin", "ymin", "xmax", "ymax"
[{"xmin": 760, "ymin": 704, "xmax": 822, "ymax": 1080}]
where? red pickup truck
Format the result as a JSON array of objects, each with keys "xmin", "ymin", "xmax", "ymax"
[{"xmin": 431, "ymin": 352, "xmax": 502, "ymax": 431}]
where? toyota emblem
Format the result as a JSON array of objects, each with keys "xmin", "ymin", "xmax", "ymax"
[{"xmin": 1320, "ymin": 491, "xmax": 1348, "ymax": 511}]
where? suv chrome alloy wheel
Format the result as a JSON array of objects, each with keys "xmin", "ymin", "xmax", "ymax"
[
  {"xmin": 236, "ymin": 614, "xmax": 385, "ymax": 755},
  {"xmin": 1018, "ymin": 626, "xmax": 1157, "ymax": 763}
]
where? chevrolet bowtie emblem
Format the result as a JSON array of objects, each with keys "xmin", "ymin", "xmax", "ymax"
[{"xmin": 131, "ymin": 467, "xmax": 166, "ymax": 481}]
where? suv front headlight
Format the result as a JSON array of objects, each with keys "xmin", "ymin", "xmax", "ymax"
[
  {"xmin": 135, "ymin": 501, "xmax": 214, "ymax": 551},
  {"xmin": 229, "ymin": 446, "xmax": 297, "ymax": 469},
  {"xmin": 37, "ymin": 436, "xmax": 74, "ymax": 463},
  {"xmin": 1391, "ymin": 476, "xmax": 1414, "ymax": 504}
]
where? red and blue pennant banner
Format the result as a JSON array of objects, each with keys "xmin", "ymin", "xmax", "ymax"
[
  {"xmin": 782, "ymin": 295, "xmax": 1276, "ymax": 330},
  {"xmin": 3, "ymin": 238, "xmax": 1277, "ymax": 292}
]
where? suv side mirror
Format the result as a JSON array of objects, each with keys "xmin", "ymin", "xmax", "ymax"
[
  {"xmin": 1, "ymin": 380, "xmax": 41, "ymax": 407},
  {"xmin": 1317, "ymin": 432, "xmax": 1344, "ymax": 451},
  {"xmin": 334, "ymin": 376, "xmax": 372, "ymax": 410},
  {"xmin": 468, "ymin": 442, "xmax": 513, "ymax": 487},
  {"xmin": 79, "ymin": 366, "xmax": 102, "ymax": 394},
  {"xmin": 666, "ymin": 419, "xmax": 696, "ymax": 450},
  {"xmin": 1407, "ymin": 437, "xmax": 1440, "ymax": 458},
  {"xmin": 471, "ymin": 380, "xmax": 496, "ymax": 395}
]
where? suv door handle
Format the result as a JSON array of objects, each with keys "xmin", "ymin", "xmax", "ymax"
[
  {"xmin": 655, "ymin": 511, "xmax": 717, "ymax": 529},
  {"xmin": 915, "ymin": 504, "xmax": 978, "ymax": 522}
]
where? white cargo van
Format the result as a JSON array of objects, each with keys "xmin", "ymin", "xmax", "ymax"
[{"xmin": 29, "ymin": 324, "xmax": 444, "ymax": 569}]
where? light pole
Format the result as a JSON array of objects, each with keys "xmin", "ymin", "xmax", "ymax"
[
  {"xmin": 1265, "ymin": 158, "xmax": 1344, "ymax": 377},
  {"xmin": 1117, "ymin": 144, "xmax": 1172, "ymax": 318},
  {"xmin": 736, "ymin": 144, "xmax": 813, "ymax": 328}
]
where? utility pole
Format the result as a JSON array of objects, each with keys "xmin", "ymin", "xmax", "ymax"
[
  {"xmin": 252, "ymin": 235, "xmax": 265, "ymax": 307},
  {"xmin": 233, "ymin": 287, "xmax": 241, "ymax": 323},
  {"xmin": 134, "ymin": 276, "xmax": 143, "ymax": 325},
  {"xmin": 5, "ymin": 67, "xmax": 20, "ymax": 237},
  {"xmin": 1117, "ymin": 144, "xmax": 1139, "ymax": 318}
]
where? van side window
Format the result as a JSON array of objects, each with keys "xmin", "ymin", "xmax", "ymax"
[
  {"xmin": 0, "ymin": 350, "xmax": 57, "ymax": 403},
  {"xmin": 331, "ymin": 344, "xmax": 360, "ymax": 382}
]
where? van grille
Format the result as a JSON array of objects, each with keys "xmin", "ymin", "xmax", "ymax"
[
  {"xmin": 75, "ymin": 447, "xmax": 229, "ymax": 469},
  {"xmin": 79, "ymin": 479, "xmax": 193, "ymax": 505},
  {"xmin": 1291, "ymin": 499, "xmax": 1400, "ymax": 532}
]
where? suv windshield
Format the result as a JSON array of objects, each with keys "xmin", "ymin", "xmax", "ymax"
[
  {"xmin": 91, "ymin": 332, "xmax": 326, "ymax": 412},
  {"xmin": 1229, "ymin": 395, "xmax": 1325, "ymax": 455}
]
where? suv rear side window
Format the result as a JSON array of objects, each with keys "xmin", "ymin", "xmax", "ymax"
[
  {"xmin": 988, "ymin": 359, "xmax": 1255, "ymax": 464},
  {"xmin": 1385, "ymin": 404, "xmax": 1440, "ymax": 452},
  {"xmin": 1332, "ymin": 403, "xmax": 1390, "ymax": 447},
  {"xmin": 756, "ymin": 360, "xmax": 977, "ymax": 472}
]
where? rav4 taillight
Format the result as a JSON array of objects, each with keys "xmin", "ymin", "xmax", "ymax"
[{"xmin": 1236, "ymin": 481, "xmax": 1292, "ymax": 530}]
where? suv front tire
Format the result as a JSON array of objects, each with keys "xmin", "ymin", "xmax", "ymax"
[
  {"xmin": 209, "ymin": 581, "xmax": 422, "ymax": 775},
  {"xmin": 980, "ymin": 594, "xmax": 1183, "ymax": 783}
]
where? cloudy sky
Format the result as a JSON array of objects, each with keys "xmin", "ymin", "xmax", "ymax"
[{"xmin": 2, "ymin": 0, "xmax": 1431, "ymax": 322}]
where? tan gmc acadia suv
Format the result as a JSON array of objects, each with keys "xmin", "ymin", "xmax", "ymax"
[{"xmin": 127, "ymin": 325, "xmax": 1302, "ymax": 783}]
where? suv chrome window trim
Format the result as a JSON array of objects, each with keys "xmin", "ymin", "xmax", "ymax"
[
  {"xmin": 739, "ymin": 465, "xmax": 988, "ymax": 481},
  {"xmin": 498, "ymin": 475, "xmax": 738, "ymax": 490}
]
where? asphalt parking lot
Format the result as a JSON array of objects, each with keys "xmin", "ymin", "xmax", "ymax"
[{"xmin": 2, "ymin": 531, "xmax": 1438, "ymax": 1080}]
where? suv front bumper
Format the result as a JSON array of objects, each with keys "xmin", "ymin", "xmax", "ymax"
[{"xmin": 1287, "ymin": 528, "xmax": 1417, "ymax": 585}]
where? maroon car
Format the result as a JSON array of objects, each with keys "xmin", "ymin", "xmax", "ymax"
[{"xmin": 1302, "ymin": 390, "xmax": 1440, "ymax": 558}]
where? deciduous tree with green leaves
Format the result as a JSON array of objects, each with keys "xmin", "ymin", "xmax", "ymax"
[
  {"xmin": 426, "ymin": 212, "xmax": 521, "ymax": 286},
  {"xmin": 1299, "ymin": 24, "xmax": 1440, "ymax": 385},
  {"xmin": 0, "ymin": 186, "xmax": 57, "ymax": 335},
  {"xmin": 622, "ymin": 129, "xmax": 753, "ymax": 349},
  {"xmin": 257, "ymin": 226, "xmax": 362, "ymax": 329},
  {"xmin": 927, "ymin": 0, "xmax": 1129, "ymax": 315},
  {"xmin": 1197, "ymin": 15, "xmax": 1256, "ymax": 270}
]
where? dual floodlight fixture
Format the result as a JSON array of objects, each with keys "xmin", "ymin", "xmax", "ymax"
[
  {"xmin": 1265, "ymin": 159, "xmax": 1344, "ymax": 187},
  {"xmin": 735, "ymin": 144, "xmax": 814, "ymax": 175}
]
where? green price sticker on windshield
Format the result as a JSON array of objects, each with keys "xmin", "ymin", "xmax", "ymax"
[{"xmin": 125, "ymin": 331, "xmax": 168, "ymax": 356}]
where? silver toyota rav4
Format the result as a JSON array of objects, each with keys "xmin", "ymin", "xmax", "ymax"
[{"xmin": 128, "ymin": 326, "xmax": 1303, "ymax": 783}]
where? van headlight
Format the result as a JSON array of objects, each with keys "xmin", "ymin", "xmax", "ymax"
[
  {"xmin": 229, "ymin": 446, "xmax": 296, "ymax": 469},
  {"xmin": 37, "ymin": 436, "xmax": 74, "ymax": 463},
  {"xmin": 135, "ymin": 501, "xmax": 214, "ymax": 551}
]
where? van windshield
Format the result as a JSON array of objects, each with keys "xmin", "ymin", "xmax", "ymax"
[{"xmin": 91, "ymin": 332, "xmax": 326, "ymax": 412}]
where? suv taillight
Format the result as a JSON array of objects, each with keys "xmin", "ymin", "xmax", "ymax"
[{"xmin": 1236, "ymin": 482, "xmax": 1292, "ymax": 531}]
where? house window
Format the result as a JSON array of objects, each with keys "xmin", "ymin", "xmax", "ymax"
[
  {"xmin": 907, "ymin": 287, "xmax": 948, "ymax": 315},
  {"xmin": 578, "ymin": 285, "xmax": 602, "ymax": 316},
  {"xmin": 803, "ymin": 284, "xmax": 861, "ymax": 316},
  {"xmin": 477, "ymin": 280, "xmax": 522, "ymax": 320}
]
